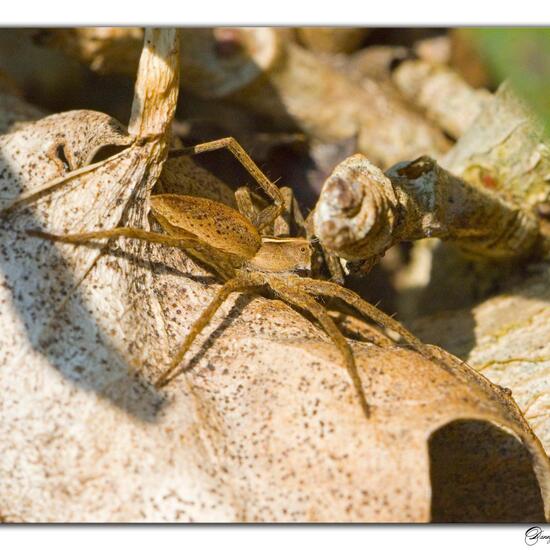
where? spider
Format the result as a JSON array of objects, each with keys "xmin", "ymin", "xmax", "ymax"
[{"xmin": 29, "ymin": 137, "xmax": 429, "ymax": 418}]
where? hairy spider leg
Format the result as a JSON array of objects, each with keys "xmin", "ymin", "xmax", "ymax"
[
  {"xmin": 170, "ymin": 137, "xmax": 284, "ymax": 231},
  {"xmin": 27, "ymin": 227, "xmax": 197, "ymax": 249},
  {"xmin": 234, "ymin": 185, "xmax": 301, "ymax": 236},
  {"xmin": 27, "ymin": 226, "xmax": 233, "ymax": 281},
  {"xmin": 234, "ymin": 186, "xmax": 260, "ymax": 227},
  {"xmin": 292, "ymin": 277, "xmax": 426, "ymax": 354}
]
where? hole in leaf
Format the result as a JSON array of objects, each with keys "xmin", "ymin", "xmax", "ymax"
[
  {"xmin": 429, "ymin": 419, "xmax": 545, "ymax": 522},
  {"xmin": 89, "ymin": 144, "xmax": 128, "ymax": 165},
  {"xmin": 55, "ymin": 144, "xmax": 71, "ymax": 172}
]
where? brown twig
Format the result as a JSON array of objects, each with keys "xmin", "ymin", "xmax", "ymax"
[{"xmin": 314, "ymin": 154, "xmax": 546, "ymax": 265}]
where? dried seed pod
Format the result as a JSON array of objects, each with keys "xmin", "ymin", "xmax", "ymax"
[
  {"xmin": 314, "ymin": 154, "xmax": 545, "ymax": 263},
  {"xmin": 313, "ymin": 154, "xmax": 398, "ymax": 262},
  {"xmin": 392, "ymin": 58, "xmax": 492, "ymax": 139},
  {"xmin": 296, "ymin": 27, "xmax": 369, "ymax": 54}
]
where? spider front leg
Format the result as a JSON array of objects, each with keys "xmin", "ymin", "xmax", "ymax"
[
  {"xmin": 266, "ymin": 276, "xmax": 370, "ymax": 418},
  {"xmin": 169, "ymin": 137, "xmax": 284, "ymax": 230},
  {"xmin": 27, "ymin": 227, "xmax": 198, "ymax": 249},
  {"xmin": 155, "ymin": 272, "xmax": 263, "ymax": 387},
  {"xmin": 234, "ymin": 185, "xmax": 302, "ymax": 237},
  {"xmin": 273, "ymin": 187, "xmax": 346, "ymax": 284},
  {"xmin": 27, "ymin": 226, "xmax": 237, "ymax": 281}
]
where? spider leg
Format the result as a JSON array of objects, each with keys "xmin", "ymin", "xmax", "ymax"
[
  {"xmin": 303, "ymin": 208, "xmax": 346, "ymax": 284},
  {"xmin": 266, "ymin": 276, "xmax": 370, "ymax": 419},
  {"xmin": 321, "ymin": 249, "xmax": 346, "ymax": 285},
  {"xmin": 28, "ymin": 227, "xmax": 238, "ymax": 281},
  {"xmin": 273, "ymin": 186, "xmax": 300, "ymax": 237},
  {"xmin": 155, "ymin": 272, "xmax": 262, "ymax": 388},
  {"xmin": 234, "ymin": 184, "xmax": 297, "ymax": 237},
  {"xmin": 235, "ymin": 186, "xmax": 260, "ymax": 227},
  {"xmin": 27, "ymin": 227, "xmax": 198, "ymax": 249},
  {"xmin": 169, "ymin": 137, "xmax": 284, "ymax": 230},
  {"xmin": 292, "ymin": 277, "xmax": 426, "ymax": 354},
  {"xmin": 280, "ymin": 186, "xmax": 306, "ymax": 237}
]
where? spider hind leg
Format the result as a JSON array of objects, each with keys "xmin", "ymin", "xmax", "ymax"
[{"xmin": 293, "ymin": 277, "xmax": 426, "ymax": 354}]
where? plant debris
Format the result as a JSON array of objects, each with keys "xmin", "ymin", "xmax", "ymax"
[{"xmin": 0, "ymin": 26, "xmax": 548, "ymax": 524}]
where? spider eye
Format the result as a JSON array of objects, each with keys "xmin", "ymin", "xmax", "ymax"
[{"xmin": 300, "ymin": 247, "xmax": 306, "ymax": 252}]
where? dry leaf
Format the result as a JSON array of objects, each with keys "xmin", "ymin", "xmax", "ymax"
[
  {"xmin": 0, "ymin": 29, "xmax": 548, "ymax": 523},
  {"xmin": 412, "ymin": 268, "xmax": 550, "ymax": 456}
]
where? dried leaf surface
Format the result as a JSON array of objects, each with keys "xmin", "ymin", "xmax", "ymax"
[
  {"xmin": 413, "ymin": 269, "xmax": 550, "ymax": 456},
  {"xmin": 0, "ymin": 107, "xmax": 547, "ymax": 523}
]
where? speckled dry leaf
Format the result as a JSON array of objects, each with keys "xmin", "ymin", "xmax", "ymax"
[
  {"xmin": 412, "ymin": 268, "xmax": 550, "ymax": 458},
  {"xmin": 0, "ymin": 29, "xmax": 549, "ymax": 523}
]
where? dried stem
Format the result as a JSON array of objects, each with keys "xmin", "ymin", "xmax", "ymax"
[
  {"xmin": 128, "ymin": 28, "xmax": 180, "ymax": 141},
  {"xmin": 0, "ymin": 28, "xmax": 179, "ymax": 214}
]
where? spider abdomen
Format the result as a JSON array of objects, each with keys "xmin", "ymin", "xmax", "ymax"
[{"xmin": 150, "ymin": 194, "xmax": 262, "ymax": 259}]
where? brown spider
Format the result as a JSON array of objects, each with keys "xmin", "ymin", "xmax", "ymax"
[{"xmin": 29, "ymin": 137, "xmax": 428, "ymax": 418}]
